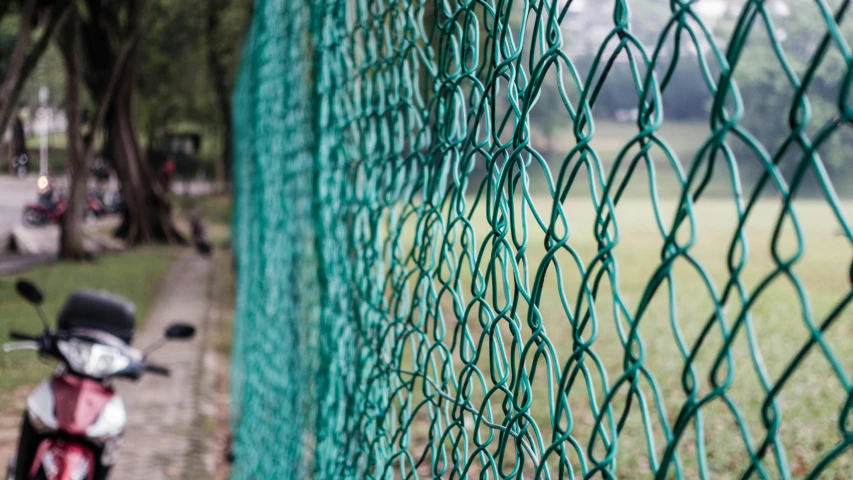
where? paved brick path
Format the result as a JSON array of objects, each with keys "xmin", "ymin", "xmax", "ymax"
[{"xmin": 109, "ymin": 251, "xmax": 218, "ymax": 479}]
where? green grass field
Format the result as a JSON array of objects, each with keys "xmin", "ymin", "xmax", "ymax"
[
  {"xmin": 170, "ymin": 193, "xmax": 232, "ymax": 227},
  {"xmin": 0, "ymin": 248, "xmax": 176, "ymax": 398},
  {"xmin": 542, "ymin": 121, "xmax": 712, "ymax": 167},
  {"xmin": 390, "ymin": 193, "xmax": 853, "ymax": 478}
]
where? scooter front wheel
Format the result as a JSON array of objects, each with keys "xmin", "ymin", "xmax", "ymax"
[
  {"xmin": 12, "ymin": 413, "xmax": 41, "ymax": 480},
  {"xmin": 21, "ymin": 209, "xmax": 46, "ymax": 227},
  {"xmin": 6, "ymin": 454, "xmax": 15, "ymax": 480}
]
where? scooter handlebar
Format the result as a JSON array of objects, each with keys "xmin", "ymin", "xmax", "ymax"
[
  {"xmin": 9, "ymin": 331, "xmax": 39, "ymax": 342},
  {"xmin": 144, "ymin": 364, "xmax": 170, "ymax": 377}
]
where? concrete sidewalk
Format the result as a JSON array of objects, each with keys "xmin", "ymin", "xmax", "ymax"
[
  {"xmin": 0, "ymin": 215, "xmax": 125, "ymax": 275},
  {"xmin": 111, "ymin": 251, "xmax": 219, "ymax": 479}
]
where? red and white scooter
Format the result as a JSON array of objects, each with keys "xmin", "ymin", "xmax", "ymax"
[{"xmin": 3, "ymin": 280, "xmax": 195, "ymax": 480}]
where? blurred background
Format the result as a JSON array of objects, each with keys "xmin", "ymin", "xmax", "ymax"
[{"xmin": 1, "ymin": 0, "xmax": 852, "ymax": 478}]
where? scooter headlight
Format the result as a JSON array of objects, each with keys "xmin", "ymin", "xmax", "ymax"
[
  {"xmin": 57, "ymin": 338, "xmax": 91, "ymax": 371},
  {"xmin": 57, "ymin": 339, "xmax": 131, "ymax": 377},
  {"xmin": 37, "ymin": 175, "xmax": 50, "ymax": 193}
]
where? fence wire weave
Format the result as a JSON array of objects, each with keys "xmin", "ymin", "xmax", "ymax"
[{"xmin": 231, "ymin": 0, "xmax": 853, "ymax": 478}]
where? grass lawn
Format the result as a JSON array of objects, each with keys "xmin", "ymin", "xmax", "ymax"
[
  {"xmin": 516, "ymin": 120, "xmax": 853, "ymax": 199},
  {"xmin": 168, "ymin": 176, "xmax": 852, "ymax": 475},
  {"xmin": 170, "ymin": 193, "xmax": 232, "ymax": 227},
  {"xmin": 0, "ymin": 247, "xmax": 176, "ymax": 397},
  {"xmin": 389, "ymin": 193, "xmax": 853, "ymax": 478},
  {"xmin": 474, "ymin": 120, "xmax": 810, "ymax": 201},
  {"xmin": 545, "ymin": 120, "xmax": 712, "ymax": 167}
]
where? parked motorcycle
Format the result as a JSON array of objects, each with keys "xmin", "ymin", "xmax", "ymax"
[
  {"xmin": 21, "ymin": 198, "xmax": 67, "ymax": 227},
  {"xmin": 90, "ymin": 158, "xmax": 122, "ymax": 215},
  {"xmin": 90, "ymin": 189, "xmax": 121, "ymax": 215},
  {"xmin": 87, "ymin": 195, "xmax": 107, "ymax": 218},
  {"xmin": 21, "ymin": 177, "xmax": 107, "ymax": 227},
  {"xmin": 3, "ymin": 280, "xmax": 195, "ymax": 480}
]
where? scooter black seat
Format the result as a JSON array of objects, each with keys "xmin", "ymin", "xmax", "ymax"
[{"xmin": 57, "ymin": 290, "xmax": 136, "ymax": 344}]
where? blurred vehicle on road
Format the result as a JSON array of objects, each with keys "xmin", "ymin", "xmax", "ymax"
[{"xmin": 21, "ymin": 176, "xmax": 107, "ymax": 227}]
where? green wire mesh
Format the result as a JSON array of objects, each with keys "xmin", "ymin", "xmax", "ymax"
[{"xmin": 231, "ymin": 0, "xmax": 853, "ymax": 478}]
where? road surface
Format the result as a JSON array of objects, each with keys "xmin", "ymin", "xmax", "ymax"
[
  {"xmin": 0, "ymin": 177, "xmax": 216, "ymax": 244},
  {"xmin": 0, "ymin": 176, "xmax": 34, "ymax": 247}
]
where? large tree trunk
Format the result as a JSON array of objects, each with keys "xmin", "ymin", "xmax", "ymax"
[
  {"xmin": 108, "ymin": 55, "xmax": 181, "ymax": 244},
  {"xmin": 80, "ymin": 0, "xmax": 182, "ymax": 245},
  {"xmin": 59, "ymin": 5, "xmax": 88, "ymax": 260}
]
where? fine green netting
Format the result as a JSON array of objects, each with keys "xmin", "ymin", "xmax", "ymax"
[{"xmin": 231, "ymin": 0, "xmax": 853, "ymax": 478}]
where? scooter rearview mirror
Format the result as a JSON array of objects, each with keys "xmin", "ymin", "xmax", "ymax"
[
  {"xmin": 164, "ymin": 323, "xmax": 195, "ymax": 340},
  {"xmin": 15, "ymin": 279, "xmax": 50, "ymax": 332},
  {"xmin": 15, "ymin": 279, "xmax": 44, "ymax": 305},
  {"xmin": 143, "ymin": 323, "xmax": 196, "ymax": 356}
]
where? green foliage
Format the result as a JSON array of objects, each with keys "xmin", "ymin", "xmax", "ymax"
[
  {"xmin": 171, "ymin": 193, "xmax": 232, "ymax": 226},
  {"xmin": 527, "ymin": 1, "xmax": 713, "ymax": 147},
  {"xmin": 139, "ymin": 0, "xmax": 212, "ymax": 136},
  {"xmin": 138, "ymin": 0, "xmax": 251, "ymax": 162},
  {"xmin": 208, "ymin": 0, "xmax": 252, "ymax": 92},
  {"xmin": 721, "ymin": 0, "xmax": 853, "ymax": 179},
  {"xmin": 0, "ymin": 14, "xmax": 18, "ymax": 74},
  {"xmin": 20, "ymin": 44, "xmax": 66, "ymax": 108},
  {"xmin": 0, "ymin": 3, "xmax": 72, "ymax": 121}
]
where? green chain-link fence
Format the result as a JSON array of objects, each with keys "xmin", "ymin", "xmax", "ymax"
[{"xmin": 231, "ymin": 0, "xmax": 853, "ymax": 477}]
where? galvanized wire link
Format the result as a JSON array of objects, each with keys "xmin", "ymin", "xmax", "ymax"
[{"xmin": 231, "ymin": 0, "xmax": 853, "ymax": 478}]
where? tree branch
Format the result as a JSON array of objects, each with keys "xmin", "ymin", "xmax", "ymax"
[
  {"xmin": 80, "ymin": 0, "xmax": 149, "ymax": 154},
  {"xmin": 82, "ymin": 28, "xmax": 141, "ymax": 155},
  {"xmin": 0, "ymin": 0, "xmax": 71, "ymax": 139},
  {"xmin": 21, "ymin": 3, "xmax": 72, "ymax": 81},
  {"xmin": 0, "ymin": 0, "xmax": 38, "ymax": 127}
]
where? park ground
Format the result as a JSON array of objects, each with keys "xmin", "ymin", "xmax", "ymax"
[
  {"xmin": 3, "ymin": 192, "xmax": 851, "ymax": 477},
  {"xmin": 0, "ymin": 120, "xmax": 851, "ymax": 477},
  {"xmin": 397, "ymin": 193, "xmax": 853, "ymax": 478}
]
